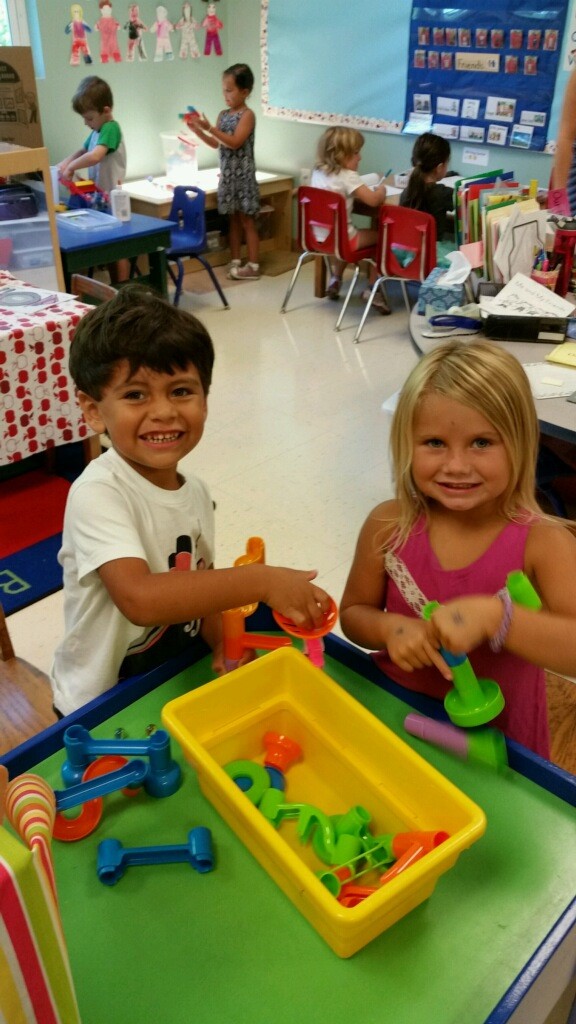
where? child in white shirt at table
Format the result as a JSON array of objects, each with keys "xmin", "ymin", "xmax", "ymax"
[
  {"xmin": 50, "ymin": 285, "xmax": 331, "ymax": 716},
  {"xmin": 311, "ymin": 126, "xmax": 389, "ymax": 311}
]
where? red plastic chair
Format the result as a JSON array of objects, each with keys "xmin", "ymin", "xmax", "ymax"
[
  {"xmin": 280, "ymin": 185, "xmax": 377, "ymax": 330},
  {"xmin": 354, "ymin": 204, "xmax": 437, "ymax": 343}
]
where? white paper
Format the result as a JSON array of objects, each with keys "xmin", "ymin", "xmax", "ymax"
[
  {"xmin": 492, "ymin": 205, "xmax": 549, "ymax": 283},
  {"xmin": 523, "ymin": 361, "xmax": 576, "ymax": 398},
  {"xmin": 479, "ymin": 273, "xmax": 575, "ymax": 317},
  {"xmin": 462, "ymin": 147, "xmax": 490, "ymax": 167}
]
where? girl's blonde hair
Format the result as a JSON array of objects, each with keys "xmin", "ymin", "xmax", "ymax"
[
  {"xmin": 389, "ymin": 339, "xmax": 542, "ymax": 547},
  {"xmin": 315, "ymin": 127, "xmax": 365, "ymax": 175}
]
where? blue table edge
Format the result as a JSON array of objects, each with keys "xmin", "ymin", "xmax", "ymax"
[{"xmin": 1, "ymin": 608, "xmax": 574, "ymax": 1024}]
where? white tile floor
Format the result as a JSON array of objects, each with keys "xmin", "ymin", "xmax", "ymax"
[{"xmin": 7, "ymin": 264, "xmax": 419, "ymax": 674}]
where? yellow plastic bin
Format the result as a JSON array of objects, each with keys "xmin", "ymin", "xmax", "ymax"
[{"xmin": 162, "ymin": 648, "xmax": 486, "ymax": 957}]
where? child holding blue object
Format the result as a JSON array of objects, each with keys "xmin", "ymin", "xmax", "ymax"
[
  {"xmin": 400, "ymin": 132, "xmax": 454, "ymax": 241},
  {"xmin": 50, "ymin": 286, "xmax": 331, "ymax": 716},
  {"xmin": 340, "ymin": 340, "xmax": 576, "ymax": 758},
  {"xmin": 189, "ymin": 63, "xmax": 261, "ymax": 280}
]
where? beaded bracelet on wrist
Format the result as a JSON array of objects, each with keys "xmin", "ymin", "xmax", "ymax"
[{"xmin": 489, "ymin": 588, "xmax": 513, "ymax": 653}]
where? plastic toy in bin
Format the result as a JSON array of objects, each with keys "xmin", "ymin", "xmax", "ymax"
[{"xmin": 162, "ymin": 647, "xmax": 486, "ymax": 957}]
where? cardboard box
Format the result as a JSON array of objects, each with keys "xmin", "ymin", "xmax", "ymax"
[{"xmin": 0, "ymin": 47, "xmax": 43, "ymax": 148}]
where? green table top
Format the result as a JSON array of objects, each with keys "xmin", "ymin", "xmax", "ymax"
[{"xmin": 25, "ymin": 655, "xmax": 575, "ymax": 1024}]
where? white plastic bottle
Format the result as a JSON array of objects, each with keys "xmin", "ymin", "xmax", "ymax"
[{"xmin": 110, "ymin": 181, "xmax": 131, "ymax": 222}]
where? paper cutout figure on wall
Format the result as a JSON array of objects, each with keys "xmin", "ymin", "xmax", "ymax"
[
  {"xmin": 201, "ymin": 1, "xmax": 223, "ymax": 57},
  {"xmin": 65, "ymin": 4, "xmax": 93, "ymax": 66},
  {"xmin": 95, "ymin": 1, "xmax": 122, "ymax": 63},
  {"xmin": 176, "ymin": 2, "xmax": 200, "ymax": 59},
  {"xmin": 125, "ymin": 3, "xmax": 148, "ymax": 61},
  {"xmin": 151, "ymin": 5, "xmax": 175, "ymax": 61}
]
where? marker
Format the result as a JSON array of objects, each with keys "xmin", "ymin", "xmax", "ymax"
[{"xmin": 404, "ymin": 713, "xmax": 508, "ymax": 768}]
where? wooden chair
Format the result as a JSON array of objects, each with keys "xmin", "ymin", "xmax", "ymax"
[
  {"xmin": 354, "ymin": 204, "xmax": 437, "ymax": 343},
  {"xmin": 0, "ymin": 602, "xmax": 57, "ymax": 757},
  {"xmin": 70, "ymin": 275, "xmax": 118, "ymax": 461},
  {"xmin": 280, "ymin": 185, "xmax": 377, "ymax": 331},
  {"xmin": 70, "ymin": 273, "xmax": 118, "ymax": 306}
]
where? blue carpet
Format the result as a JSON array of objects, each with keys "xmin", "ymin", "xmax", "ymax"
[{"xmin": 0, "ymin": 533, "xmax": 63, "ymax": 615}]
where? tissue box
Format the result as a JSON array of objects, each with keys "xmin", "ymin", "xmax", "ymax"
[
  {"xmin": 417, "ymin": 265, "xmax": 466, "ymax": 314},
  {"xmin": 0, "ymin": 826, "xmax": 80, "ymax": 1023}
]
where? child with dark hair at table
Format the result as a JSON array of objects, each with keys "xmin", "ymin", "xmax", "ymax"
[
  {"xmin": 400, "ymin": 132, "xmax": 454, "ymax": 241},
  {"xmin": 340, "ymin": 339, "xmax": 576, "ymax": 758},
  {"xmin": 58, "ymin": 75, "xmax": 129, "ymax": 282},
  {"xmin": 50, "ymin": 285, "xmax": 331, "ymax": 716}
]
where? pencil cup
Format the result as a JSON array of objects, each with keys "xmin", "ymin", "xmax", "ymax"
[{"xmin": 530, "ymin": 267, "xmax": 560, "ymax": 291}]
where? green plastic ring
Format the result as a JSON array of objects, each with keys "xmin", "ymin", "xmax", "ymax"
[{"xmin": 222, "ymin": 759, "xmax": 270, "ymax": 805}]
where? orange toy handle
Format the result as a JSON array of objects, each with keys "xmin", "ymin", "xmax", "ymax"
[
  {"xmin": 233, "ymin": 537, "xmax": 266, "ymax": 618},
  {"xmin": 222, "ymin": 607, "xmax": 290, "ymax": 665}
]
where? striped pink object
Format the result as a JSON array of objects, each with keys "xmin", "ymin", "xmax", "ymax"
[{"xmin": 6, "ymin": 774, "xmax": 58, "ymax": 907}]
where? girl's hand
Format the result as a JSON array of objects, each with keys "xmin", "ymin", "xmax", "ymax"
[
  {"xmin": 387, "ymin": 616, "xmax": 452, "ymax": 679},
  {"xmin": 263, "ymin": 567, "xmax": 332, "ymax": 630},
  {"xmin": 429, "ymin": 596, "xmax": 503, "ymax": 655},
  {"xmin": 194, "ymin": 113, "xmax": 211, "ymax": 132}
]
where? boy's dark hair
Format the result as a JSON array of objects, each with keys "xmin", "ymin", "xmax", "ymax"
[
  {"xmin": 402, "ymin": 132, "xmax": 451, "ymax": 211},
  {"xmin": 224, "ymin": 63, "xmax": 254, "ymax": 93},
  {"xmin": 69, "ymin": 284, "xmax": 215, "ymax": 399},
  {"xmin": 72, "ymin": 76, "xmax": 114, "ymax": 115}
]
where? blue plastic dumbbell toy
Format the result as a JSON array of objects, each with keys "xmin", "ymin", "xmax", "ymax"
[
  {"xmin": 96, "ymin": 827, "xmax": 214, "ymax": 885},
  {"xmin": 54, "ymin": 759, "xmax": 149, "ymax": 811},
  {"xmin": 61, "ymin": 725, "xmax": 181, "ymax": 797}
]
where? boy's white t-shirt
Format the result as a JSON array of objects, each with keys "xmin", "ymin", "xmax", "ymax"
[
  {"xmin": 51, "ymin": 448, "xmax": 215, "ymax": 716},
  {"xmin": 310, "ymin": 167, "xmax": 364, "ymax": 240}
]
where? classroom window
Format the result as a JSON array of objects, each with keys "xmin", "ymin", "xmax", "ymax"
[
  {"xmin": 0, "ymin": 1, "xmax": 29, "ymax": 45},
  {"xmin": 0, "ymin": 1, "xmax": 44, "ymax": 77}
]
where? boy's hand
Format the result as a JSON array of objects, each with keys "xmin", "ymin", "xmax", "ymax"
[
  {"xmin": 387, "ymin": 616, "xmax": 452, "ymax": 680},
  {"xmin": 429, "ymin": 597, "xmax": 503, "ymax": 655},
  {"xmin": 264, "ymin": 568, "xmax": 331, "ymax": 630}
]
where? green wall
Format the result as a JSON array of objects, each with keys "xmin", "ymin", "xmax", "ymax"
[{"xmin": 36, "ymin": 1, "xmax": 555, "ymax": 197}]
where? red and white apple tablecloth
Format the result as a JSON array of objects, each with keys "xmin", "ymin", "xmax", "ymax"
[{"xmin": 0, "ymin": 271, "xmax": 91, "ymax": 465}]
